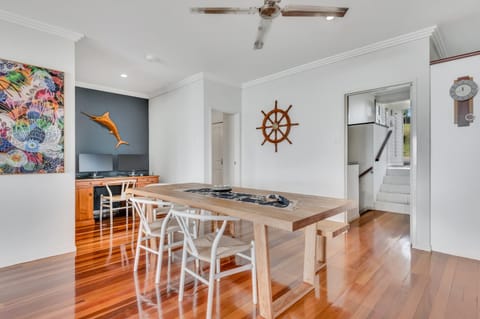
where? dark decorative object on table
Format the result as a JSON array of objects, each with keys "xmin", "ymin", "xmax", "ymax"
[{"xmin": 185, "ymin": 188, "xmax": 291, "ymax": 208}]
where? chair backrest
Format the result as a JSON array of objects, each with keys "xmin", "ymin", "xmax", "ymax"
[
  {"xmin": 170, "ymin": 206, "xmax": 239, "ymax": 259},
  {"xmin": 140, "ymin": 183, "xmax": 172, "ymax": 209},
  {"xmin": 105, "ymin": 179, "xmax": 136, "ymax": 199},
  {"xmin": 130, "ymin": 197, "xmax": 159, "ymax": 235},
  {"xmin": 120, "ymin": 180, "xmax": 136, "ymax": 198}
]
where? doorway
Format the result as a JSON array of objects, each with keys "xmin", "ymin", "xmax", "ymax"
[
  {"xmin": 346, "ymin": 83, "xmax": 412, "ymax": 222},
  {"xmin": 211, "ymin": 109, "xmax": 240, "ymax": 186}
]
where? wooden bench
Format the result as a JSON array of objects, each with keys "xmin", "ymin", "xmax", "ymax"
[{"xmin": 316, "ymin": 220, "xmax": 350, "ymax": 271}]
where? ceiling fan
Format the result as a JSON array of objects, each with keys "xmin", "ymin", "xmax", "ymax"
[{"xmin": 191, "ymin": 0, "xmax": 349, "ymax": 50}]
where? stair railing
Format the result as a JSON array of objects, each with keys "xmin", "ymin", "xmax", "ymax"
[
  {"xmin": 375, "ymin": 130, "xmax": 393, "ymax": 162},
  {"xmin": 359, "ymin": 166, "xmax": 373, "ymax": 178}
]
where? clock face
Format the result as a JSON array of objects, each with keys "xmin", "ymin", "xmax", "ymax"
[
  {"xmin": 455, "ymin": 84, "xmax": 472, "ymax": 97},
  {"xmin": 450, "ymin": 79, "xmax": 478, "ymax": 101}
]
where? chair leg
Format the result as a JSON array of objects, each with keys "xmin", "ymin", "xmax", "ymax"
[
  {"xmin": 206, "ymin": 262, "xmax": 216, "ymax": 319},
  {"xmin": 155, "ymin": 217, "xmax": 169, "ymax": 284},
  {"xmin": 100, "ymin": 199, "xmax": 103, "ymax": 224},
  {"xmin": 155, "ymin": 230, "xmax": 166, "ymax": 284},
  {"xmin": 178, "ymin": 241, "xmax": 188, "ymax": 302},
  {"xmin": 167, "ymin": 232, "xmax": 173, "ymax": 261},
  {"xmin": 134, "ymin": 226, "xmax": 143, "ymax": 272},
  {"xmin": 110, "ymin": 202, "xmax": 113, "ymax": 226},
  {"xmin": 132, "ymin": 203, "xmax": 135, "ymax": 223},
  {"xmin": 251, "ymin": 241, "xmax": 257, "ymax": 305},
  {"xmin": 216, "ymin": 258, "xmax": 221, "ymax": 282}
]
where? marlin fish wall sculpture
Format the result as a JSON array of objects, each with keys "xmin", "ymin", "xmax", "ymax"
[{"xmin": 81, "ymin": 112, "xmax": 128, "ymax": 148}]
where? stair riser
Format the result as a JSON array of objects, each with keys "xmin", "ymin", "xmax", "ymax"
[
  {"xmin": 376, "ymin": 192, "xmax": 410, "ymax": 204},
  {"xmin": 380, "ymin": 184, "xmax": 410, "ymax": 194},
  {"xmin": 383, "ymin": 175, "xmax": 410, "ymax": 185},
  {"xmin": 387, "ymin": 169, "xmax": 410, "ymax": 177},
  {"xmin": 374, "ymin": 201, "xmax": 410, "ymax": 214}
]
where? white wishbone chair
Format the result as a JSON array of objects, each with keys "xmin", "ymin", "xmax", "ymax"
[
  {"xmin": 130, "ymin": 197, "xmax": 184, "ymax": 284},
  {"xmin": 100, "ymin": 179, "xmax": 136, "ymax": 225},
  {"xmin": 171, "ymin": 206, "xmax": 257, "ymax": 319},
  {"xmin": 143, "ymin": 183, "xmax": 173, "ymax": 219}
]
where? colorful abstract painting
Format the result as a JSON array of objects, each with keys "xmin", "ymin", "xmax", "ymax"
[{"xmin": 0, "ymin": 58, "xmax": 64, "ymax": 174}]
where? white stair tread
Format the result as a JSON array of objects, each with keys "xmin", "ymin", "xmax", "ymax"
[
  {"xmin": 376, "ymin": 192, "xmax": 410, "ymax": 204},
  {"xmin": 374, "ymin": 201, "xmax": 410, "ymax": 214},
  {"xmin": 383, "ymin": 175, "xmax": 410, "ymax": 185},
  {"xmin": 380, "ymin": 184, "xmax": 410, "ymax": 194}
]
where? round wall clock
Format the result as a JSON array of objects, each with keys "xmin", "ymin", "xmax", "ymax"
[
  {"xmin": 449, "ymin": 79, "xmax": 478, "ymax": 101},
  {"xmin": 450, "ymin": 76, "xmax": 477, "ymax": 127},
  {"xmin": 256, "ymin": 100, "xmax": 299, "ymax": 152}
]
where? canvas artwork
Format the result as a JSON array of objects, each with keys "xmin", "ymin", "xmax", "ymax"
[{"xmin": 0, "ymin": 58, "xmax": 64, "ymax": 174}]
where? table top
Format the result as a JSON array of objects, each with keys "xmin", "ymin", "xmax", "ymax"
[{"xmin": 130, "ymin": 183, "xmax": 355, "ymax": 232}]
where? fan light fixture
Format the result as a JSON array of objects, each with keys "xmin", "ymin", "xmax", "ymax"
[
  {"xmin": 120, "ymin": 74, "xmax": 128, "ymax": 78},
  {"xmin": 326, "ymin": 16, "xmax": 335, "ymax": 21}
]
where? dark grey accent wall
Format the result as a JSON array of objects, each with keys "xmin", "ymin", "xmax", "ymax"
[{"xmin": 75, "ymin": 87, "xmax": 149, "ymax": 173}]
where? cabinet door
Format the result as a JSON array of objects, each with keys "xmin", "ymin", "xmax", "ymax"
[
  {"xmin": 76, "ymin": 186, "xmax": 93, "ymax": 222},
  {"xmin": 136, "ymin": 176, "xmax": 159, "ymax": 187}
]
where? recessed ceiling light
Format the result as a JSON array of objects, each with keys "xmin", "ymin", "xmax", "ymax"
[
  {"xmin": 145, "ymin": 53, "xmax": 163, "ymax": 63},
  {"xmin": 326, "ymin": 16, "xmax": 335, "ymax": 21},
  {"xmin": 120, "ymin": 73, "xmax": 128, "ymax": 78}
]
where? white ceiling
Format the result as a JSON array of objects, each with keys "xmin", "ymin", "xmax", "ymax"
[{"xmin": 1, "ymin": 0, "xmax": 479, "ymax": 97}]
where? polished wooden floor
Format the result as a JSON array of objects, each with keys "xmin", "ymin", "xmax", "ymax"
[{"xmin": 1, "ymin": 211, "xmax": 480, "ymax": 318}]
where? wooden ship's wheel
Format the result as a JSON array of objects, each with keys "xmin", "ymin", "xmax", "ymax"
[{"xmin": 256, "ymin": 100, "xmax": 299, "ymax": 152}]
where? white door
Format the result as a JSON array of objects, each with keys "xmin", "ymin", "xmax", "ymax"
[
  {"xmin": 212, "ymin": 122, "xmax": 224, "ymax": 185},
  {"xmin": 388, "ymin": 110, "xmax": 404, "ymax": 166}
]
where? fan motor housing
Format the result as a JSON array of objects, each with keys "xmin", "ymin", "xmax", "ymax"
[{"xmin": 260, "ymin": 3, "xmax": 281, "ymax": 19}]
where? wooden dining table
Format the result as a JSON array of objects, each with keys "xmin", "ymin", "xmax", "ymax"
[{"xmin": 130, "ymin": 183, "xmax": 355, "ymax": 319}]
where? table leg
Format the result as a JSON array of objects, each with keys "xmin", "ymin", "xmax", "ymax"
[
  {"xmin": 303, "ymin": 224, "xmax": 318, "ymax": 284},
  {"xmin": 253, "ymin": 223, "xmax": 273, "ymax": 319}
]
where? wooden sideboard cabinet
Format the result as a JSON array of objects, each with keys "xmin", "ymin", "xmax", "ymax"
[{"xmin": 75, "ymin": 175, "xmax": 159, "ymax": 226}]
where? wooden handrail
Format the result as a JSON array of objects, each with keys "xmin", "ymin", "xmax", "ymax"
[
  {"xmin": 359, "ymin": 166, "xmax": 373, "ymax": 178},
  {"xmin": 375, "ymin": 130, "xmax": 392, "ymax": 162}
]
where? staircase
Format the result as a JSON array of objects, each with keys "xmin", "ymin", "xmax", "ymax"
[{"xmin": 375, "ymin": 167, "xmax": 410, "ymax": 214}]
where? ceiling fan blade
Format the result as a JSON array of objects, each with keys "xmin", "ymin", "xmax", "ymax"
[
  {"xmin": 254, "ymin": 18, "xmax": 273, "ymax": 50},
  {"xmin": 191, "ymin": 7, "xmax": 258, "ymax": 15},
  {"xmin": 281, "ymin": 5, "xmax": 348, "ymax": 17}
]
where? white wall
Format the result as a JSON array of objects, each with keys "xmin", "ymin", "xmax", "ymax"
[
  {"xmin": 431, "ymin": 55, "xmax": 480, "ymax": 260},
  {"xmin": 0, "ymin": 21, "xmax": 76, "ymax": 267},
  {"xmin": 347, "ymin": 123, "xmax": 388, "ymax": 212},
  {"xmin": 149, "ymin": 75, "xmax": 241, "ymax": 184},
  {"xmin": 149, "ymin": 78, "xmax": 206, "ymax": 183},
  {"xmin": 348, "ymin": 93, "xmax": 375, "ymax": 124},
  {"xmin": 348, "ymin": 124, "xmax": 374, "ymax": 212},
  {"xmin": 223, "ymin": 113, "xmax": 236, "ymax": 185},
  {"xmin": 347, "ymin": 164, "xmax": 360, "ymax": 221},
  {"xmin": 242, "ymin": 38, "xmax": 431, "ymax": 250},
  {"xmin": 204, "ymin": 78, "xmax": 241, "ymax": 184}
]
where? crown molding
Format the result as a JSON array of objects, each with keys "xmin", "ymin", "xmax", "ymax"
[
  {"xmin": 242, "ymin": 26, "xmax": 437, "ymax": 89},
  {"xmin": 76, "ymin": 81, "xmax": 149, "ymax": 99},
  {"xmin": 0, "ymin": 9, "xmax": 84, "ymax": 42},
  {"xmin": 431, "ymin": 50, "xmax": 480, "ymax": 65},
  {"xmin": 431, "ymin": 27, "xmax": 448, "ymax": 59},
  {"xmin": 149, "ymin": 73, "xmax": 204, "ymax": 98},
  {"xmin": 203, "ymin": 73, "xmax": 241, "ymax": 89}
]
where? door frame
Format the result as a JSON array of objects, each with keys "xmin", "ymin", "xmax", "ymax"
[
  {"xmin": 206, "ymin": 109, "xmax": 241, "ymax": 186},
  {"xmin": 344, "ymin": 81, "xmax": 416, "ymax": 246}
]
